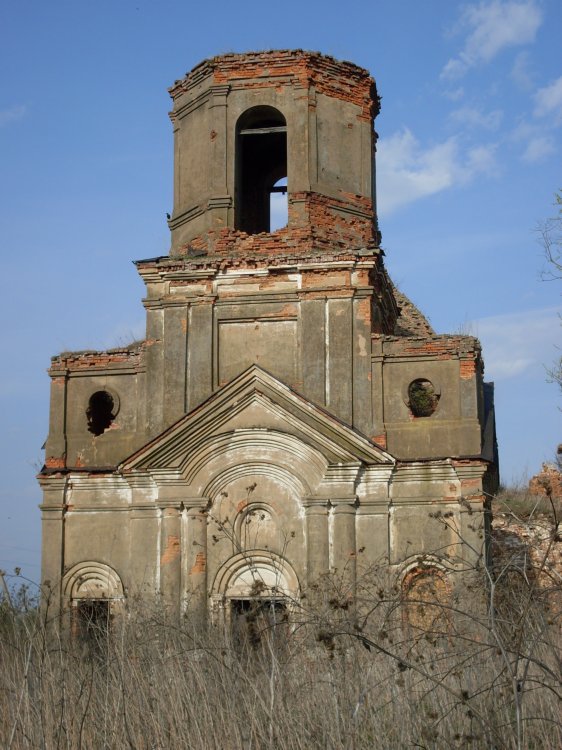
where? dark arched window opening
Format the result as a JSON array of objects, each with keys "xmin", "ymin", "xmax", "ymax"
[
  {"xmin": 87, "ymin": 390, "xmax": 115, "ymax": 436},
  {"xmin": 236, "ymin": 106, "xmax": 287, "ymax": 234},
  {"xmin": 72, "ymin": 599, "xmax": 111, "ymax": 647},
  {"xmin": 231, "ymin": 598, "xmax": 289, "ymax": 656}
]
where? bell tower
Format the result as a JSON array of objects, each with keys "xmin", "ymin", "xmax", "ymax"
[
  {"xmin": 131, "ymin": 51, "xmax": 398, "ymax": 439},
  {"xmin": 167, "ymin": 50, "xmax": 382, "ymax": 257}
]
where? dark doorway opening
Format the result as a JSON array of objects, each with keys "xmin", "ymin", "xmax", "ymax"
[
  {"xmin": 235, "ymin": 106, "xmax": 287, "ymax": 234},
  {"xmin": 72, "ymin": 599, "xmax": 111, "ymax": 646},
  {"xmin": 231, "ymin": 598, "xmax": 288, "ymax": 653}
]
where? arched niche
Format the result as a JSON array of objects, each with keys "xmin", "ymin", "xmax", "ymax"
[
  {"xmin": 234, "ymin": 502, "xmax": 280, "ymax": 551},
  {"xmin": 181, "ymin": 430, "xmax": 327, "ymax": 496},
  {"xmin": 63, "ymin": 561, "xmax": 124, "ymax": 601},
  {"xmin": 203, "ymin": 461, "xmax": 306, "ymax": 587},
  {"xmin": 212, "ymin": 550, "xmax": 299, "ymax": 601},
  {"xmin": 400, "ymin": 562, "xmax": 451, "ymax": 636}
]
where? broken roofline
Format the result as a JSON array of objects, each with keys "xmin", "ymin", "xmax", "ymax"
[{"xmin": 169, "ymin": 49, "xmax": 377, "ymax": 106}]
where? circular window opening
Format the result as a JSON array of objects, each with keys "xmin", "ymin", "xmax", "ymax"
[
  {"xmin": 408, "ymin": 379, "xmax": 439, "ymax": 417},
  {"xmin": 87, "ymin": 391, "xmax": 115, "ymax": 436}
]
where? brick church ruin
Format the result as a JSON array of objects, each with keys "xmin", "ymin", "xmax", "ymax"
[{"xmin": 39, "ymin": 51, "xmax": 498, "ymax": 631}]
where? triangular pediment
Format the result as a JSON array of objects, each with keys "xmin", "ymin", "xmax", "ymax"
[{"xmin": 121, "ymin": 366, "xmax": 394, "ymax": 473}]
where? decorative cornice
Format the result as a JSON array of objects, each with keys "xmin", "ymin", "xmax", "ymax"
[{"xmin": 168, "ymin": 203, "xmax": 205, "ymax": 230}]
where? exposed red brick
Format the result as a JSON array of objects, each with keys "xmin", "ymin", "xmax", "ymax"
[
  {"xmin": 356, "ymin": 297, "xmax": 371, "ymax": 326},
  {"xmin": 381, "ymin": 335, "xmax": 482, "ymax": 361},
  {"xmin": 45, "ymin": 457, "xmax": 65, "ymax": 469},
  {"xmin": 190, "ymin": 552, "xmax": 206, "ymax": 575},
  {"xmin": 170, "ymin": 51, "xmax": 377, "ymax": 120},
  {"xmin": 161, "ymin": 534, "xmax": 180, "ymax": 565},
  {"xmin": 181, "ymin": 190, "xmax": 376, "ymax": 263},
  {"xmin": 372, "ymin": 434, "xmax": 387, "ymax": 449},
  {"xmin": 50, "ymin": 345, "xmax": 144, "ymax": 374},
  {"xmin": 460, "ymin": 359, "xmax": 476, "ymax": 379},
  {"xmin": 529, "ymin": 464, "xmax": 562, "ymax": 499},
  {"xmin": 301, "ymin": 269, "xmax": 351, "ymax": 289}
]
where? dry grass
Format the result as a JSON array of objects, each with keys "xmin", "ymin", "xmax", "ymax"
[
  {"xmin": 1, "ymin": 487, "xmax": 560, "ymax": 749},
  {"xmin": 1, "ymin": 555, "xmax": 560, "ymax": 750},
  {"xmin": 494, "ymin": 485, "xmax": 561, "ymax": 523}
]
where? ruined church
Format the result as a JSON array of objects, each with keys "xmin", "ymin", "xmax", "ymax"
[{"xmin": 39, "ymin": 51, "xmax": 498, "ymax": 631}]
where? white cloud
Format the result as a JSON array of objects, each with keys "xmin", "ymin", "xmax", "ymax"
[
  {"xmin": 521, "ymin": 135, "xmax": 556, "ymax": 163},
  {"xmin": 443, "ymin": 86, "xmax": 465, "ymax": 102},
  {"xmin": 376, "ymin": 128, "xmax": 497, "ymax": 215},
  {"xmin": 0, "ymin": 104, "xmax": 26, "ymax": 127},
  {"xmin": 511, "ymin": 51, "xmax": 534, "ymax": 90},
  {"xmin": 510, "ymin": 119, "xmax": 535, "ymax": 142},
  {"xmin": 509, "ymin": 118, "xmax": 559, "ymax": 163},
  {"xmin": 470, "ymin": 307, "xmax": 560, "ymax": 380},
  {"xmin": 466, "ymin": 143, "xmax": 499, "ymax": 172},
  {"xmin": 441, "ymin": 0, "xmax": 542, "ymax": 81},
  {"xmin": 534, "ymin": 76, "xmax": 562, "ymax": 125},
  {"xmin": 449, "ymin": 105, "xmax": 503, "ymax": 130}
]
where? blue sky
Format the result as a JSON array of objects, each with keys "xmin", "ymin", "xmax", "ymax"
[{"xmin": 1, "ymin": 0, "xmax": 560, "ymax": 583}]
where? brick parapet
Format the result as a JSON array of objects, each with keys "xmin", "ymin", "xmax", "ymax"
[
  {"xmin": 169, "ymin": 50, "xmax": 377, "ymax": 120},
  {"xmin": 49, "ymin": 344, "xmax": 145, "ymax": 375},
  {"xmin": 378, "ymin": 334, "xmax": 482, "ymax": 361},
  {"xmin": 136, "ymin": 251, "xmax": 383, "ymax": 278}
]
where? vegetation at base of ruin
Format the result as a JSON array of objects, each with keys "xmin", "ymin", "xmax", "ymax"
[
  {"xmin": 494, "ymin": 484, "xmax": 561, "ymax": 524},
  {"xmin": 1, "ymin": 499, "xmax": 560, "ymax": 750}
]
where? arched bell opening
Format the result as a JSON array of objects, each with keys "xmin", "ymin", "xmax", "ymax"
[{"xmin": 235, "ymin": 106, "xmax": 287, "ymax": 234}]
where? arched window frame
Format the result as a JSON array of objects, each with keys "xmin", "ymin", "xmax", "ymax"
[{"xmin": 63, "ymin": 561, "xmax": 125, "ymax": 640}]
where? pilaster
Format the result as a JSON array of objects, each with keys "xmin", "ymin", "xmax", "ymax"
[
  {"xmin": 159, "ymin": 504, "xmax": 182, "ymax": 619},
  {"xmin": 302, "ymin": 497, "xmax": 329, "ymax": 587},
  {"xmin": 208, "ymin": 84, "xmax": 231, "ymax": 227},
  {"xmin": 183, "ymin": 498, "xmax": 209, "ymax": 625},
  {"xmin": 330, "ymin": 499, "xmax": 357, "ymax": 598}
]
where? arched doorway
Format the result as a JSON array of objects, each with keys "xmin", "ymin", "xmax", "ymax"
[
  {"xmin": 212, "ymin": 551, "xmax": 299, "ymax": 651},
  {"xmin": 63, "ymin": 561, "xmax": 124, "ymax": 641}
]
